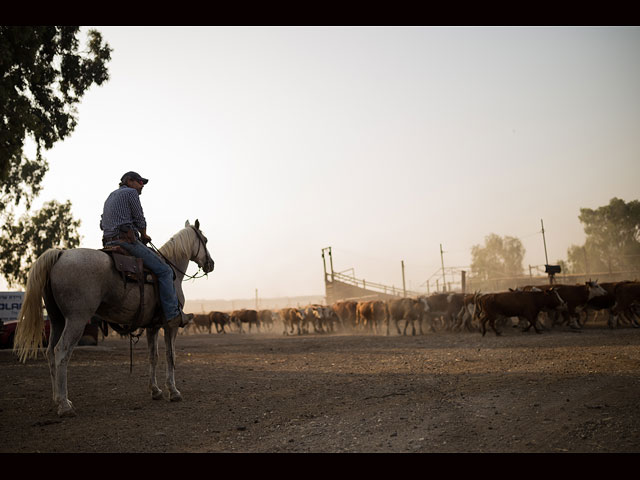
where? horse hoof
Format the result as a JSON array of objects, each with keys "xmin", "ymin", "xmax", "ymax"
[
  {"xmin": 58, "ymin": 403, "xmax": 76, "ymax": 418},
  {"xmin": 151, "ymin": 390, "xmax": 163, "ymax": 400},
  {"xmin": 170, "ymin": 393, "xmax": 183, "ymax": 402}
]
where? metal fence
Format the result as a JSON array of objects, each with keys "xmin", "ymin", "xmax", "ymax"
[{"xmin": 464, "ymin": 269, "xmax": 640, "ymax": 294}]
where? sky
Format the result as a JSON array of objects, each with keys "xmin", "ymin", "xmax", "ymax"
[{"xmin": 3, "ymin": 26, "xmax": 640, "ymax": 301}]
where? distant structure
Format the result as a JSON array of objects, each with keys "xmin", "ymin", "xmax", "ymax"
[{"xmin": 322, "ymin": 247, "xmax": 421, "ymax": 304}]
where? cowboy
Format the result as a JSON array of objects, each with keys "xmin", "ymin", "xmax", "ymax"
[{"xmin": 100, "ymin": 171, "xmax": 193, "ymax": 328}]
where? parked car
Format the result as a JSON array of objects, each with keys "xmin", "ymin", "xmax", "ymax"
[{"xmin": 0, "ymin": 316, "xmax": 51, "ymax": 349}]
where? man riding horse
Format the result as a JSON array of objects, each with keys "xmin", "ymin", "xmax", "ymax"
[{"xmin": 100, "ymin": 171, "xmax": 193, "ymax": 329}]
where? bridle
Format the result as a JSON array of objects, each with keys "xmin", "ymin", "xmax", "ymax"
[{"xmin": 148, "ymin": 226, "xmax": 214, "ymax": 281}]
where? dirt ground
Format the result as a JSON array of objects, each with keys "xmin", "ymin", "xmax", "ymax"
[{"xmin": 1, "ymin": 319, "xmax": 640, "ymax": 453}]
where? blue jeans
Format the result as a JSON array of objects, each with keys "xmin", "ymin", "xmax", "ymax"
[{"xmin": 106, "ymin": 239, "xmax": 180, "ymax": 321}]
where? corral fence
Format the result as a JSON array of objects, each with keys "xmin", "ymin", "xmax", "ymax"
[
  {"xmin": 322, "ymin": 246, "xmax": 640, "ymax": 303},
  {"xmin": 466, "ymin": 269, "xmax": 640, "ymax": 294}
]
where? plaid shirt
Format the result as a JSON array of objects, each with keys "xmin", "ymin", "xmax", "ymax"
[{"xmin": 100, "ymin": 185, "xmax": 147, "ymax": 239}]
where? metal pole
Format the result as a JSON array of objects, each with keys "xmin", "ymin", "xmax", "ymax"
[
  {"xmin": 401, "ymin": 260, "xmax": 406, "ymax": 297},
  {"xmin": 329, "ymin": 247, "xmax": 334, "ymax": 281},
  {"xmin": 255, "ymin": 288, "xmax": 258, "ymax": 310},
  {"xmin": 541, "ymin": 219, "xmax": 555, "ymax": 285},
  {"xmin": 440, "ymin": 244, "xmax": 446, "ymax": 291},
  {"xmin": 541, "ymin": 219, "xmax": 549, "ymax": 265},
  {"xmin": 321, "ymin": 248, "xmax": 328, "ymax": 280}
]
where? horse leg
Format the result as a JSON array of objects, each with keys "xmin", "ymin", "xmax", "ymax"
[
  {"xmin": 146, "ymin": 327, "xmax": 163, "ymax": 400},
  {"xmin": 46, "ymin": 318, "xmax": 65, "ymax": 407},
  {"xmin": 163, "ymin": 325, "xmax": 182, "ymax": 402},
  {"xmin": 43, "ymin": 287, "xmax": 65, "ymax": 407},
  {"xmin": 51, "ymin": 315, "xmax": 87, "ymax": 417}
]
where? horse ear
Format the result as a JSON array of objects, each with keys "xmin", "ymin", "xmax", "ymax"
[
  {"xmin": 185, "ymin": 220, "xmax": 191, "ymax": 228},
  {"xmin": 195, "ymin": 219, "xmax": 200, "ymax": 230}
]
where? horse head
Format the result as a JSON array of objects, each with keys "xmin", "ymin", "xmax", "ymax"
[{"xmin": 185, "ymin": 219, "xmax": 214, "ymax": 274}]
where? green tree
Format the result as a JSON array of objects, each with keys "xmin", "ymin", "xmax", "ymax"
[
  {"xmin": 471, "ymin": 233, "xmax": 525, "ymax": 281},
  {"xmin": 0, "ymin": 26, "xmax": 111, "ymax": 287},
  {"xmin": 566, "ymin": 197, "xmax": 640, "ymax": 274}
]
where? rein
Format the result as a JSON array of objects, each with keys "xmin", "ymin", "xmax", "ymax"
[
  {"xmin": 147, "ymin": 226, "xmax": 211, "ymax": 281},
  {"xmin": 124, "ymin": 226, "xmax": 211, "ymax": 373}
]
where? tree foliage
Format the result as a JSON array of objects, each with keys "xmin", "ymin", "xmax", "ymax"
[
  {"xmin": 566, "ymin": 197, "xmax": 640, "ymax": 273},
  {"xmin": 0, "ymin": 200, "xmax": 81, "ymax": 287},
  {"xmin": 0, "ymin": 26, "xmax": 111, "ymax": 287},
  {"xmin": 471, "ymin": 233, "xmax": 525, "ymax": 281}
]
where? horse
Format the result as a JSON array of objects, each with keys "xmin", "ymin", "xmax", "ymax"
[{"xmin": 13, "ymin": 219, "xmax": 214, "ymax": 417}]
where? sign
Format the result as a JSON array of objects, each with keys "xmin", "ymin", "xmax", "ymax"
[{"xmin": 0, "ymin": 292, "xmax": 24, "ymax": 323}]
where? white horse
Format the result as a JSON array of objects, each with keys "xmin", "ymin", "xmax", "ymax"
[{"xmin": 13, "ymin": 219, "xmax": 214, "ymax": 417}]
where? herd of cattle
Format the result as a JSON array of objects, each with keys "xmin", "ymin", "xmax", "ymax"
[{"xmin": 186, "ymin": 280, "xmax": 640, "ymax": 337}]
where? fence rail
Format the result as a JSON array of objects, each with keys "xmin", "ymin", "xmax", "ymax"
[
  {"xmin": 327, "ymin": 271, "xmax": 423, "ymax": 299},
  {"xmin": 327, "ymin": 268, "xmax": 640, "ymax": 302},
  {"xmin": 465, "ymin": 269, "xmax": 640, "ymax": 294}
]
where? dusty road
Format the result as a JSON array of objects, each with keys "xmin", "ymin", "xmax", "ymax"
[{"xmin": 1, "ymin": 321, "xmax": 640, "ymax": 453}]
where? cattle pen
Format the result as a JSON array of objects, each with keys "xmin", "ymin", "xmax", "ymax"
[{"xmin": 4, "ymin": 254, "xmax": 640, "ymax": 453}]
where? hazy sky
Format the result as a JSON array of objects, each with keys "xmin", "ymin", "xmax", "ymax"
[{"xmin": 4, "ymin": 26, "xmax": 640, "ymax": 300}]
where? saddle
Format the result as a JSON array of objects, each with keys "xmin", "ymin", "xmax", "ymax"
[{"xmin": 100, "ymin": 245, "xmax": 161, "ymax": 335}]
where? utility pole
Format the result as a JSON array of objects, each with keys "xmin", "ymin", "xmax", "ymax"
[
  {"xmin": 541, "ymin": 219, "xmax": 549, "ymax": 265},
  {"xmin": 440, "ymin": 244, "xmax": 446, "ymax": 292},
  {"xmin": 255, "ymin": 288, "xmax": 258, "ymax": 310},
  {"xmin": 541, "ymin": 219, "xmax": 560, "ymax": 284},
  {"xmin": 401, "ymin": 260, "xmax": 406, "ymax": 297}
]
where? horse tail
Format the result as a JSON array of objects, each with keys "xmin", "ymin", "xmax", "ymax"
[{"xmin": 13, "ymin": 248, "xmax": 64, "ymax": 362}]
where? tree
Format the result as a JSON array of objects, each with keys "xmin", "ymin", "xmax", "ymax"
[
  {"xmin": 0, "ymin": 26, "xmax": 111, "ymax": 287},
  {"xmin": 471, "ymin": 233, "xmax": 525, "ymax": 281},
  {"xmin": 566, "ymin": 197, "xmax": 640, "ymax": 274},
  {"xmin": 0, "ymin": 200, "xmax": 81, "ymax": 287}
]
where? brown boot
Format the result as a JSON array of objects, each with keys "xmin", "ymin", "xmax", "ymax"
[
  {"xmin": 180, "ymin": 312, "xmax": 194, "ymax": 327},
  {"xmin": 166, "ymin": 312, "xmax": 194, "ymax": 329}
]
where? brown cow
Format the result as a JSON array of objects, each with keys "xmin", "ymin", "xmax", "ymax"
[
  {"xmin": 453, "ymin": 292, "xmax": 481, "ymax": 332},
  {"xmin": 332, "ymin": 301, "xmax": 358, "ymax": 331},
  {"xmin": 279, "ymin": 307, "xmax": 304, "ymax": 335},
  {"xmin": 258, "ymin": 310, "xmax": 275, "ymax": 331},
  {"xmin": 356, "ymin": 300, "xmax": 388, "ymax": 335},
  {"xmin": 609, "ymin": 281, "xmax": 640, "ymax": 328},
  {"xmin": 315, "ymin": 305, "xmax": 341, "ymax": 333},
  {"xmin": 304, "ymin": 304, "xmax": 340, "ymax": 334},
  {"xmin": 229, "ymin": 309, "xmax": 259, "ymax": 333},
  {"xmin": 419, "ymin": 293, "xmax": 465, "ymax": 331},
  {"xmin": 209, "ymin": 311, "xmax": 230, "ymax": 333},
  {"xmin": 387, "ymin": 297, "xmax": 428, "ymax": 335},
  {"xmin": 476, "ymin": 289, "xmax": 566, "ymax": 336},
  {"xmin": 300, "ymin": 305, "xmax": 323, "ymax": 334},
  {"xmin": 523, "ymin": 281, "xmax": 608, "ymax": 329},
  {"xmin": 186, "ymin": 313, "xmax": 212, "ymax": 334}
]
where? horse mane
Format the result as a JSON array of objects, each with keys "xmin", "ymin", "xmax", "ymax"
[{"xmin": 159, "ymin": 227, "xmax": 194, "ymax": 261}]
